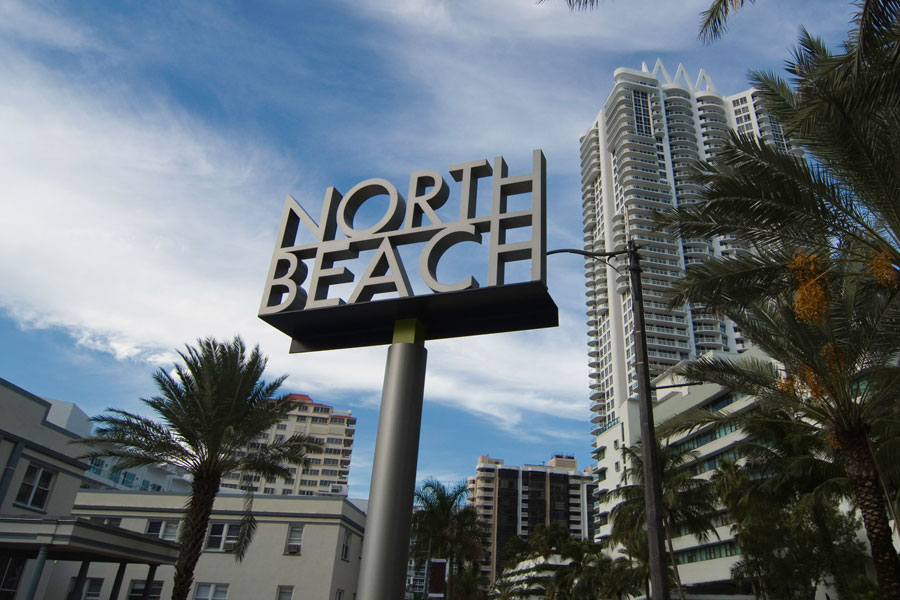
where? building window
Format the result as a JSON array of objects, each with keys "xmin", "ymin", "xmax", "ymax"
[
  {"xmin": 0, "ymin": 557, "xmax": 25, "ymax": 598},
  {"xmin": 127, "ymin": 580, "xmax": 163, "ymax": 600},
  {"xmin": 276, "ymin": 586, "xmax": 294, "ymax": 600},
  {"xmin": 335, "ymin": 590, "xmax": 344, "ymax": 600},
  {"xmin": 194, "ymin": 583, "xmax": 228, "ymax": 600},
  {"xmin": 205, "ymin": 523, "xmax": 240, "ymax": 551},
  {"xmin": 69, "ymin": 577, "xmax": 103, "ymax": 600},
  {"xmin": 147, "ymin": 520, "xmax": 179, "ymax": 541},
  {"xmin": 89, "ymin": 457, "xmax": 105, "ymax": 474},
  {"xmin": 282, "ymin": 489, "xmax": 292, "ymax": 495},
  {"xmin": 89, "ymin": 516, "xmax": 122, "ymax": 527},
  {"xmin": 14, "ymin": 463, "xmax": 55, "ymax": 510},
  {"xmin": 341, "ymin": 529, "xmax": 352, "ymax": 561},
  {"xmin": 264, "ymin": 487, "xmax": 275, "ymax": 494},
  {"xmin": 277, "ymin": 423, "xmax": 287, "ymax": 430},
  {"xmin": 285, "ymin": 524, "xmax": 304, "ymax": 554}
]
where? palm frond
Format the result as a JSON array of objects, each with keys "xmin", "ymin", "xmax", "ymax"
[{"xmin": 699, "ymin": 0, "xmax": 755, "ymax": 43}]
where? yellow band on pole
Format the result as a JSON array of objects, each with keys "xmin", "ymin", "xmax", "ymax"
[{"xmin": 392, "ymin": 318, "xmax": 426, "ymax": 345}]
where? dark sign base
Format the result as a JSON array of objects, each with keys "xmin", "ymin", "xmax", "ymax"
[{"xmin": 260, "ymin": 281, "xmax": 559, "ymax": 353}]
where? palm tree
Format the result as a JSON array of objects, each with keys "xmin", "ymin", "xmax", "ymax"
[
  {"xmin": 80, "ymin": 336, "xmax": 320, "ymax": 600},
  {"xmin": 655, "ymin": 4, "xmax": 900, "ymax": 595},
  {"xmin": 410, "ymin": 479, "xmax": 485, "ymax": 600},
  {"xmin": 452, "ymin": 562, "xmax": 489, "ymax": 600},
  {"xmin": 538, "ymin": 1, "xmax": 899, "ymax": 44},
  {"xmin": 671, "ymin": 271, "xmax": 900, "ymax": 599},
  {"xmin": 609, "ymin": 439, "xmax": 719, "ymax": 600},
  {"xmin": 537, "ymin": 0, "xmax": 754, "ymax": 42},
  {"xmin": 601, "ymin": 557, "xmax": 644, "ymax": 600},
  {"xmin": 488, "ymin": 577, "xmax": 520, "ymax": 600}
]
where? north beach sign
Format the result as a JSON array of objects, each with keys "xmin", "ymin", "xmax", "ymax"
[{"xmin": 259, "ymin": 149, "xmax": 558, "ymax": 352}]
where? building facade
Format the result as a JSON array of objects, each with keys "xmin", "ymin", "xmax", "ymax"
[
  {"xmin": 580, "ymin": 61, "xmax": 795, "ymax": 540},
  {"xmin": 43, "ymin": 490, "xmax": 366, "ymax": 600},
  {"xmin": 0, "ymin": 378, "xmax": 179, "ymax": 600},
  {"xmin": 220, "ymin": 394, "xmax": 356, "ymax": 498},
  {"xmin": 466, "ymin": 455, "xmax": 596, "ymax": 583},
  {"xmin": 591, "ymin": 350, "xmax": 761, "ymax": 597},
  {"xmin": 0, "ymin": 378, "xmax": 366, "ymax": 600}
]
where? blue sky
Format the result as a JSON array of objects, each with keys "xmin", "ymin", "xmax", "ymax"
[{"xmin": 0, "ymin": 0, "xmax": 857, "ymax": 498}]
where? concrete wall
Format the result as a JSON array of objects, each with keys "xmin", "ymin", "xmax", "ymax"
[{"xmin": 41, "ymin": 490, "xmax": 366, "ymax": 599}]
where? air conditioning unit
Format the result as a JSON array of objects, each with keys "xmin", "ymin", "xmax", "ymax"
[
  {"xmin": 223, "ymin": 541, "xmax": 236, "ymax": 552},
  {"xmin": 286, "ymin": 544, "xmax": 301, "ymax": 554}
]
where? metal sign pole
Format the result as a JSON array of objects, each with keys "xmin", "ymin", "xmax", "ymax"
[
  {"xmin": 548, "ymin": 244, "xmax": 670, "ymax": 599},
  {"xmin": 356, "ymin": 319, "xmax": 428, "ymax": 600},
  {"xmin": 627, "ymin": 240, "xmax": 670, "ymax": 600}
]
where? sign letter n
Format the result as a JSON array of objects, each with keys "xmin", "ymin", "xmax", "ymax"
[{"xmin": 259, "ymin": 189, "xmax": 342, "ymax": 315}]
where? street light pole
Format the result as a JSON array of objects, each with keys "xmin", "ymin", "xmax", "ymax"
[{"xmin": 548, "ymin": 241, "xmax": 670, "ymax": 600}]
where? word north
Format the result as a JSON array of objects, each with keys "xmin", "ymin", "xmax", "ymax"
[{"xmin": 259, "ymin": 150, "xmax": 547, "ymax": 316}]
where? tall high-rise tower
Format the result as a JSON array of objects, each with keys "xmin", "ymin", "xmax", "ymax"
[
  {"xmin": 466, "ymin": 455, "xmax": 596, "ymax": 583},
  {"xmin": 580, "ymin": 61, "xmax": 793, "ymax": 540}
]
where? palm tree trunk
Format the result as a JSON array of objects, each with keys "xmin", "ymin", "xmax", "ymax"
[
  {"xmin": 841, "ymin": 435, "xmax": 900, "ymax": 600},
  {"xmin": 172, "ymin": 472, "xmax": 221, "ymax": 600},
  {"xmin": 664, "ymin": 522, "xmax": 686, "ymax": 600},
  {"xmin": 447, "ymin": 555, "xmax": 454, "ymax": 600}
]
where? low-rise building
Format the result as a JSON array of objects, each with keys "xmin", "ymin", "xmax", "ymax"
[
  {"xmin": 44, "ymin": 490, "xmax": 366, "ymax": 600},
  {"xmin": 0, "ymin": 377, "xmax": 178, "ymax": 600}
]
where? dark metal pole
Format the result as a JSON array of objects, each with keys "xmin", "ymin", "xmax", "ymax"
[
  {"xmin": 357, "ymin": 319, "xmax": 428, "ymax": 600},
  {"xmin": 627, "ymin": 240, "xmax": 670, "ymax": 600},
  {"xmin": 548, "ymin": 244, "xmax": 670, "ymax": 599}
]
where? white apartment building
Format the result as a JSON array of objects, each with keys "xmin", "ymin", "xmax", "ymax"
[
  {"xmin": 593, "ymin": 354, "xmax": 758, "ymax": 597},
  {"xmin": 466, "ymin": 455, "xmax": 596, "ymax": 584},
  {"xmin": 220, "ymin": 394, "xmax": 356, "ymax": 498},
  {"xmin": 43, "ymin": 490, "xmax": 365, "ymax": 600},
  {"xmin": 580, "ymin": 61, "xmax": 795, "ymax": 539}
]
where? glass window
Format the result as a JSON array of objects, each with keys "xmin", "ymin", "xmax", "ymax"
[
  {"xmin": 341, "ymin": 529, "xmax": 352, "ymax": 561},
  {"xmin": 276, "ymin": 586, "xmax": 293, "ymax": 600},
  {"xmin": 69, "ymin": 577, "xmax": 103, "ymax": 600},
  {"xmin": 147, "ymin": 520, "xmax": 179, "ymax": 540},
  {"xmin": 127, "ymin": 580, "xmax": 163, "ymax": 600},
  {"xmin": 205, "ymin": 523, "xmax": 240, "ymax": 551},
  {"xmin": 0, "ymin": 557, "xmax": 25, "ymax": 597},
  {"xmin": 194, "ymin": 583, "xmax": 229, "ymax": 600},
  {"xmin": 285, "ymin": 524, "xmax": 304, "ymax": 554},
  {"xmin": 15, "ymin": 463, "xmax": 55, "ymax": 510}
]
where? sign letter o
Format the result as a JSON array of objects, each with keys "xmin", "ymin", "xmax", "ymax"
[{"xmin": 336, "ymin": 178, "xmax": 405, "ymax": 239}]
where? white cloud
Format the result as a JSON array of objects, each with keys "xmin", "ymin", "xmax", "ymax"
[
  {"xmin": 0, "ymin": 17, "xmax": 591, "ymax": 434},
  {"xmin": 0, "ymin": 0, "xmax": 100, "ymax": 51}
]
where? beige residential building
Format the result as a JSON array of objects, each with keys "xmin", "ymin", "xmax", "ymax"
[
  {"xmin": 220, "ymin": 394, "xmax": 356, "ymax": 498},
  {"xmin": 0, "ymin": 378, "xmax": 178, "ymax": 600},
  {"xmin": 466, "ymin": 455, "xmax": 596, "ymax": 583},
  {"xmin": 43, "ymin": 490, "xmax": 366, "ymax": 600}
]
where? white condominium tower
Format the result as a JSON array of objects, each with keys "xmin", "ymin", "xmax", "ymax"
[{"xmin": 580, "ymin": 61, "xmax": 792, "ymax": 539}]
